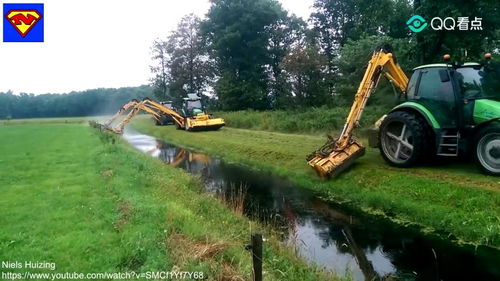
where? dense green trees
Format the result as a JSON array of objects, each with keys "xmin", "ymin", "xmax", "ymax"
[
  {"xmin": 415, "ymin": 0, "xmax": 499, "ymax": 62},
  {"xmin": 150, "ymin": 40, "xmax": 170, "ymax": 101},
  {"xmin": 4, "ymin": 0, "xmax": 499, "ymax": 119},
  {"xmin": 0, "ymin": 86, "xmax": 152, "ymax": 119},
  {"xmin": 201, "ymin": 0, "xmax": 287, "ymax": 110},
  {"xmin": 281, "ymin": 44, "xmax": 329, "ymax": 107},
  {"xmin": 336, "ymin": 35, "xmax": 417, "ymax": 105},
  {"xmin": 266, "ymin": 15, "xmax": 308, "ymax": 108},
  {"xmin": 149, "ymin": 0, "xmax": 498, "ymax": 112}
]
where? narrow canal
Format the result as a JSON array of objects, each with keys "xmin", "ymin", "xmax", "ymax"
[{"xmin": 123, "ymin": 130, "xmax": 500, "ymax": 281}]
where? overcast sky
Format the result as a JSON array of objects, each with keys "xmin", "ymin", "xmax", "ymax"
[{"xmin": 0, "ymin": 0, "xmax": 314, "ymax": 95}]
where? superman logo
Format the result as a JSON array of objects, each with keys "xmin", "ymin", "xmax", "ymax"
[
  {"xmin": 5, "ymin": 10, "xmax": 42, "ymax": 37},
  {"xmin": 3, "ymin": 4, "xmax": 44, "ymax": 42}
]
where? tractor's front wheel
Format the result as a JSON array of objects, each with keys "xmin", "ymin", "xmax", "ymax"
[
  {"xmin": 379, "ymin": 111, "xmax": 430, "ymax": 167},
  {"xmin": 474, "ymin": 123, "xmax": 500, "ymax": 175}
]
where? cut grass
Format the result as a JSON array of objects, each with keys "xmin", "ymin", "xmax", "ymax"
[
  {"xmin": 131, "ymin": 117, "xmax": 500, "ymax": 249},
  {"xmin": 0, "ymin": 123, "xmax": 343, "ymax": 280}
]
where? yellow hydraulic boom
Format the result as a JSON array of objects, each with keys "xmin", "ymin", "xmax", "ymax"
[
  {"xmin": 103, "ymin": 99, "xmax": 140, "ymax": 127},
  {"xmin": 307, "ymin": 47, "xmax": 409, "ymax": 178},
  {"xmin": 140, "ymin": 98, "xmax": 187, "ymax": 128},
  {"xmin": 102, "ymin": 97, "xmax": 225, "ymax": 134},
  {"xmin": 108, "ymin": 100, "xmax": 163, "ymax": 134}
]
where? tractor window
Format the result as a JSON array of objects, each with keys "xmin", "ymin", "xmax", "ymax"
[
  {"xmin": 417, "ymin": 68, "xmax": 454, "ymax": 103},
  {"xmin": 416, "ymin": 67, "xmax": 457, "ymax": 127},
  {"xmin": 187, "ymin": 100, "xmax": 202, "ymax": 110},
  {"xmin": 406, "ymin": 70, "xmax": 420, "ymax": 99},
  {"xmin": 456, "ymin": 65, "xmax": 500, "ymax": 100}
]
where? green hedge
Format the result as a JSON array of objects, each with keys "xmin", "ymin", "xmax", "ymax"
[{"xmin": 215, "ymin": 106, "xmax": 390, "ymax": 134}]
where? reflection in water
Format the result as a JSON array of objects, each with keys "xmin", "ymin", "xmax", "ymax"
[{"xmin": 123, "ymin": 131, "xmax": 500, "ymax": 281}]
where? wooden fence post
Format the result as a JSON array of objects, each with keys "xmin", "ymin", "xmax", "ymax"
[{"xmin": 251, "ymin": 233, "xmax": 263, "ymax": 281}]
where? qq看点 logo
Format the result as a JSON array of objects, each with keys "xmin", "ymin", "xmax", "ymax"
[
  {"xmin": 407, "ymin": 15, "xmax": 483, "ymax": 33},
  {"xmin": 406, "ymin": 15, "xmax": 428, "ymax": 33}
]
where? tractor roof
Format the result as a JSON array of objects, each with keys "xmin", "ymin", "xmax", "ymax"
[
  {"xmin": 184, "ymin": 93, "xmax": 201, "ymax": 101},
  {"xmin": 413, "ymin": 62, "xmax": 481, "ymax": 71}
]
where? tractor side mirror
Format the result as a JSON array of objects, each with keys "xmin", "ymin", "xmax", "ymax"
[{"xmin": 439, "ymin": 69, "xmax": 450, "ymax": 82}]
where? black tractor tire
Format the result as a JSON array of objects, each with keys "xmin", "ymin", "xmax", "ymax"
[
  {"xmin": 155, "ymin": 115, "xmax": 170, "ymax": 126},
  {"xmin": 474, "ymin": 122, "xmax": 500, "ymax": 176},
  {"xmin": 379, "ymin": 111, "xmax": 431, "ymax": 167}
]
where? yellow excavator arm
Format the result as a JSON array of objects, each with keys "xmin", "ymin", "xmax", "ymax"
[
  {"xmin": 307, "ymin": 47, "xmax": 409, "ymax": 178},
  {"xmin": 101, "ymin": 97, "xmax": 225, "ymax": 134},
  {"xmin": 140, "ymin": 98, "xmax": 186, "ymax": 128},
  {"xmin": 139, "ymin": 98, "xmax": 225, "ymax": 132},
  {"xmin": 110, "ymin": 101, "xmax": 163, "ymax": 134},
  {"xmin": 103, "ymin": 99, "xmax": 140, "ymax": 127}
]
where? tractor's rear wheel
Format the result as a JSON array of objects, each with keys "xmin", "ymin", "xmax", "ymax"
[
  {"xmin": 379, "ymin": 111, "xmax": 430, "ymax": 167},
  {"xmin": 155, "ymin": 115, "xmax": 170, "ymax": 126},
  {"xmin": 474, "ymin": 123, "xmax": 500, "ymax": 175}
]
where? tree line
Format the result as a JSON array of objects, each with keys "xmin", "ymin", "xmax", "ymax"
[
  {"xmin": 1, "ymin": 0, "xmax": 498, "ymax": 119},
  {"xmin": 0, "ymin": 86, "xmax": 152, "ymax": 119},
  {"xmin": 151, "ymin": 0, "xmax": 499, "ymax": 111}
]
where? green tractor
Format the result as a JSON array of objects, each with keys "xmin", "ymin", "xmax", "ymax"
[
  {"xmin": 154, "ymin": 101, "xmax": 175, "ymax": 126},
  {"xmin": 180, "ymin": 93, "xmax": 206, "ymax": 118},
  {"xmin": 376, "ymin": 54, "xmax": 500, "ymax": 175}
]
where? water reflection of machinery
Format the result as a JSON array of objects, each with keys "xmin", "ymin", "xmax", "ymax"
[
  {"xmin": 126, "ymin": 135, "xmax": 499, "ymax": 281},
  {"xmin": 155, "ymin": 141, "xmax": 210, "ymax": 167}
]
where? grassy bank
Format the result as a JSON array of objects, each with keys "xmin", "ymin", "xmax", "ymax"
[
  {"xmin": 1, "ymin": 116, "xmax": 91, "ymax": 125},
  {"xmin": 213, "ymin": 106, "xmax": 389, "ymax": 134},
  {"xmin": 131, "ymin": 118, "xmax": 500, "ymax": 249},
  {"xmin": 0, "ymin": 123, "xmax": 340, "ymax": 280}
]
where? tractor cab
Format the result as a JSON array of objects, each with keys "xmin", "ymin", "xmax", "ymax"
[
  {"xmin": 404, "ymin": 58, "xmax": 500, "ymax": 129},
  {"xmin": 382, "ymin": 54, "xmax": 500, "ymax": 175},
  {"xmin": 160, "ymin": 101, "xmax": 174, "ymax": 109},
  {"xmin": 182, "ymin": 93, "xmax": 205, "ymax": 117},
  {"xmin": 178, "ymin": 93, "xmax": 225, "ymax": 131},
  {"xmin": 456, "ymin": 63, "xmax": 500, "ymax": 101}
]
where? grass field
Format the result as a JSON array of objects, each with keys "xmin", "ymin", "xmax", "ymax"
[
  {"xmin": 0, "ymin": 122, "xmax": 341, "ymax": 280},
  {"xmin": 0, "ymin": 117, "xmax": 93, "ymax": 125},
  {"xmin": 131, "ymin": 117, "xmax": 500, "ymax": 249}
]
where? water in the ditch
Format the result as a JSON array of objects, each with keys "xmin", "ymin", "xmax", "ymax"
[{"xmin": 123, "ymin": 131, "xmax": 500, "ymax": 281}]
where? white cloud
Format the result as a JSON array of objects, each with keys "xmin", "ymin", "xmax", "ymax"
[{"xmin": 0, "ymin": 0, "xmax": 313, "ymax": 94}]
